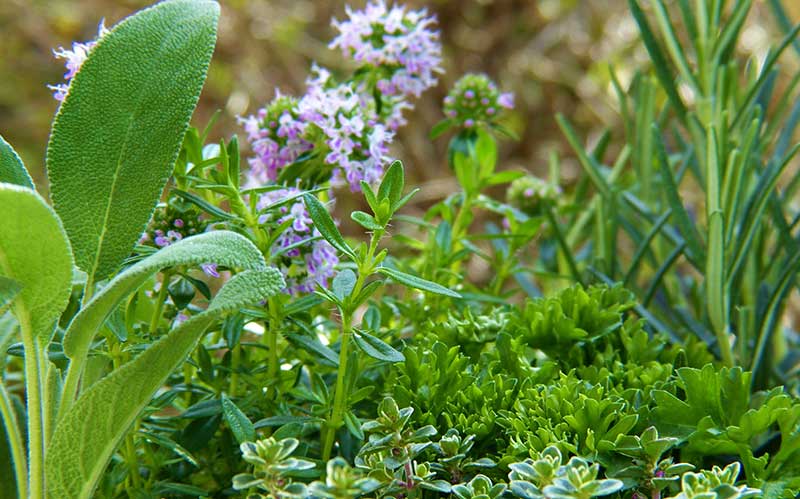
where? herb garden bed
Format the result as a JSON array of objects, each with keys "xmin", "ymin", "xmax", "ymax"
[{"xmin": 1, "ymin": 0, "xmax": 800, "ymax": 498}]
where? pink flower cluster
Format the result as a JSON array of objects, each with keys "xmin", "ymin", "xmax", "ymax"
[{"xmin": 330, "ymin": 0, "xmax": 442, "ymax": 99}]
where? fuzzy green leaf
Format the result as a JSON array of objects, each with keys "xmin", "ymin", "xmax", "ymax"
[
  {"xmin": 377, "ymin": 266, "xmax": 461, "ymax": 298},
  {"xmin": 60, "ymin": 231, "xmax": 266, "ymax": 404},
  {"xmin": 46, "ymin": 269, "xmax": 283, "ymax": 499},
  {"xmin": 0, "ymin": 135, "xmax": 33, "ymax": 188},
  {"xmin": 46, "ymin": 0, "xmax": 220, "ymax": 283},
  {"xmin": 0, "ymin": 185, "xmax": 73, "ymax": 341}
]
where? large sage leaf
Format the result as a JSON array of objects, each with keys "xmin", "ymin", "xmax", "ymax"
[
  {"xmin": 47, "ymin": 0, "xmax": 220, "ymax": 283},
  {"xmin": 61, "ymin": 231, "xmax": 266, "ymax": 404},
  {"xmin": 46, "ymin": 269, "xmax": 284, "ymax": 499},
  {"xmin": 0, "ymin": 185, "xmax": 73, "ymax": 341},
  {"xmin": 0, "ymin": 135, "xmax": 33, "ymax": 188}
]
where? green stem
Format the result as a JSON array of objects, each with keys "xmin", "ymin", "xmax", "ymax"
[
  {"xmin": 266, "ymin": 298, "xmax": 281, "ymax": 399},
  {"xmin": 322, "ymin": 313, "xmax": 352, "ymax": 462},
  {"xmin": 447, "ymin": 192, "xmax": 476, "ymax": 286},
  {"xmin": 23, "ymin": 335, "xmax": 45, "ymax": 499},
  {"xmin": 59, "ymin": 274, "xmax": 99, "ymax": 415},
  {"xmin": 124, "ymin": 431, "xmax": 142, "ymax": 492},
  {"xmin": 229, "ymin": 344, "xmax": 241, "ymax": 397},
  {"xmin": 321, "ymin": 229, "xmax": 383, "ymax": 461},
  {"xmin": 149, "ymin": 271, "xmax": 172, "ymax": 334},
  {"xmin": 0, "ymin": 381, "xmax": 27, "ymax": 499}
]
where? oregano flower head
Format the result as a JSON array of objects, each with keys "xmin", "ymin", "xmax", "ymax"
[
  {"xmin": 507, "ymin": 175, "xmax": 561, "ymax": 216},
  {"xmin": 239, "ymin": 92, "xmax": 312, "ymax": 185},
  {"xmin": 444, "ymin": 73, "xmax": 514, "ymax": 129},
  {"xmin": 299, "ymin": 66, "xmax": 394, "ymax": 191},
  {"xmin": 330, "ymin": 0, "xmax": 443, "ymax": 99}
]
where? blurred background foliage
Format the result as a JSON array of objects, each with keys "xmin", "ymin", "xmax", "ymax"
[{"xmin": 1, "ymin": 0, "xmax": 798, "ymax": 202}]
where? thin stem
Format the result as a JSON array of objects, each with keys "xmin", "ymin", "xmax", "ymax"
[
  {"xmin": 148, "ymin": 271, "xmax": 172, "ymax": 334},
  {"xmin": 322, "ymin": 313, "xmax": 352, "ymax": 462},
  {"xmin": 0, "ymin": 381, "xmax": 27, "ymax": 498},
  {"xmin": 124, "ymin": 431, "xmax": 142, "ymax": 492},
  {"xmin": 60, "ymin": 274, "xmax": 99, "ymax": 414},
  {"xmin": 266, "ymin": 298, "xmax": 281, "ymax": 399},
  {"xmin": 321, "ymin": 229, "xmax": 383, "ymax": 462},
  {"xmin": 23, "ymin": 335, "xmax": 45, "ymax": 499},
  {"xmin": 447, "ymin": 192, "xmax": 476, "ymax": 285},
  {"xmin": 229, "ymin": 344, "xmax": 241, "ymax": 397}
]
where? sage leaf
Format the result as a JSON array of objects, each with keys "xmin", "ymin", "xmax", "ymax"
[
  {"xmin": 61, "ymin": 231, "xmax": 267, "ymax": 405},
  {"xmin": 221, "ymin": 394, "xmax": 256, "ymax": 444},
  {"xmin": 47, "ymin": 0, "xmax": 220, "ymax": 283},
  {"xmin": 46, "ymin": 269, "xmax": 283, "ymax": 499},
  {"xmin": 377, "ymin": 266, "xmax": 461, "ymax": 298},
  {"xmin": 0, "ymin": 135, "xmax": 33, "ymax": 188},
  {"xmin": 0, "ymin": 185, "xmax": 73, "ymax": 341}
]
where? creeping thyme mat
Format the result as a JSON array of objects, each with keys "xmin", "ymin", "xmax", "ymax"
[{"xmin": 1, "ymin": 0, "xmax": 800, "ymax": 498}]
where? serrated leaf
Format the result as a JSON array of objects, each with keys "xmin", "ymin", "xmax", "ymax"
[
  {"xmin": 0, "ymin": 135, "xmax": 33, "ymax": 188},
  {"xmin": 0, "ymin": 185, "xmax": 73, "ymax": 341},
  {"xmin": 221, "ymin": 394, "xmax": 255, "ymax": 444},
  {"xmin": 46, "ymin": 269, "xmax": 283, "ymax": 499},
  {"xmin": 303, "ymin": 194, "xmax": 354, "ymax": 259},
  {"xmin": 47, "ymin": 0, "xmax": 220, "ymax": 283},
  {"xmin": 61, "ymin": 231, "xmax": 266, "ymax": 404},
  {"xmin": 377, "ymin": 266, "xmax": 461, "ymax": 298},
  {"xmin": 352, "ymin": 329, "xmax": 404, "ymax": 363}
]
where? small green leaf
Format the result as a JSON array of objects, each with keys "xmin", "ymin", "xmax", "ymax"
[
  {"xmin": 46, "ymin": 269, "xmax": 283, "ymax": 499},
  {"xmin": 221, "ymin": 394, "xmax": 255, "ymax": 444},
  {"xmin": 378, "ymin": 160, "xmax": 404, "ymax": 206},
  {"xmin": 344, "ymin": 411, "xmax": 365, "ymax": 440},
  {"xmin": 47, "ymin": 0, "xmax": 220, "ymax": 283},
  {"xmin": 332, "ymin": 269, "xmax": 357, "ymax": 301},
  {"xmin": 352, "ymin": 329, "xmax": 404, "ymax": 363},
  {"xmin": 474, "ymin": 129, "xmax": 497, "ymax": 178},
  {"xmin": 429, "ymin": 119, "xmax": 453, "ymax": 140},
  {"xmin": 303, "ymin": 194, "xmax": 355, "ymax": 259},
  {"xmin": 377, "ymin": 267, "xmax": 461, "ymax": 298},
  {"xmin": 351, "ymin": 211, "xmax": 383, "ymax": 231},
  {"xmin": 0, "ymin": 135, "xmax": 33, "ymax": 188}
]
